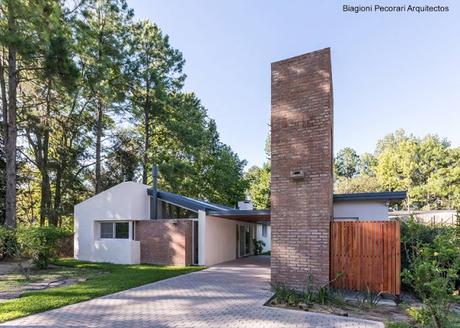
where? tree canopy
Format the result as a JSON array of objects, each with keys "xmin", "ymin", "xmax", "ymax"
[
  {"xmin": 335, "ymin": 130, "xmax": 460, "ymax": 210},
  {"xmin": 0, "ymin": 0, "xmax": 247, "ymax": 227},
  {"xmin": 247, "ymin": 130, "xmax": 460, "ymax": 211}
]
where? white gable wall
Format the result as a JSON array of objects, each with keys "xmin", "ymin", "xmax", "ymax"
[
  {"xmin": 75, "ymin": 181, "xmax": 150, "ymax": 221},
  {"xmin": 74, "ymin": 182, "xmax": 150, "ymax": 264}
]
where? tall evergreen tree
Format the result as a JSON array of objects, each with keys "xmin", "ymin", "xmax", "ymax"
[
  {"xmin": 128, "ymin": 20, "xmax": 185, "ymax": 184},
  {"xmin": 1, "ymin": 0, "xmax": 77, "ymax": 226},
  {"xmin": 0, "ymin": 0, "xmax": 253, "ymax": 227},
  {"xmin": 75, "ymin": 0, "xmax": 133, "ymax": 194},
  {"xmin": 334, "ymin": 147, "xmax": 360, "ymax": 179}
]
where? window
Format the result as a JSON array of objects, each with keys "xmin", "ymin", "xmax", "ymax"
[
  {"xmin": 262, "ymin": 224, "xmax": 268, "ymax": 237},
  {"xmin": 159, "ymin": 200, "xmax": 198, "ymax": 219},
  {"xmin": 100, "ymin": 222, "xmax": 129, "ymax": 239},
  {"xmin": 101, "ymin": 222, "xmax": 114, "ymax": 238},
  {"xmin": 115, "ymin": 222, "xmax": 129, "ymax": 239}
]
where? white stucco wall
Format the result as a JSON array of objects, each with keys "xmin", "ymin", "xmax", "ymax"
[
  {"xmin": 200, "ymin": 215, "xmax": 256, "ymax": 266},
  {"xmin": 333, "ymin": 200, "xmax": 389, "ymax": 220},
  {"xmin": 92, "ymin": 239, "xmax": 140, "ymax": 264},
  {"xmin": 74, "ymin": 181, "xmax": 150, "ymax": 264},
  {"xmin": 256, "ymin": 224, "xmax": 271, "ymax": 252}
]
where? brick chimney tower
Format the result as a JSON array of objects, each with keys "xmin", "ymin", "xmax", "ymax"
[{"xmin": 270, "ymin": 48, "xmax": 334, "ymax": 289}]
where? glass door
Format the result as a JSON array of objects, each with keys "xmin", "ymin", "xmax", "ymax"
[
  {"xmin": 192, "ymin": 220, "xmax": 199, "ymax": 265},
  {"xmin": 244, "ymin": 226, "xmax": 251, "ymax": 255},
  {"xmin": 239, "ymin": 225, "xmax": 246, "ymax": 257},
  {"xmin": 238, "ymin": 225, "xmax": 252, "ymax": 257}
]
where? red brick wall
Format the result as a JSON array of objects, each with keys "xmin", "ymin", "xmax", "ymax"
[
  {"xmin": 136, "ymin": 220, "xmax": 192, "ymax": 266},
  {"xmin": 271, "ymin": 48, "xmax": 334, "ymax": 289},
  {"xmin": 58, "ymin": 233, "xmax": 74, "ymax": 258}
]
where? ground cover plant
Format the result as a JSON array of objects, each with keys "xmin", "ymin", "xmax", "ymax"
[
  {"xmin": 268, "ymin": 274, "xmax": 415, "ymax": 324},
  {"xmin": 0, "ymin": 263, "xmax": 103, "ymax": 299}
]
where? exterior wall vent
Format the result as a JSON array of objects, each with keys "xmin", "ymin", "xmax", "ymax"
[{"xmin": 290, "ymin": 170, "xmax": 304, "ymax": 180}]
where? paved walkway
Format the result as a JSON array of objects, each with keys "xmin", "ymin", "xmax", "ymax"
[{"xmin": 1, "ymin": 256, "xmax": 383, "ymax": 327}]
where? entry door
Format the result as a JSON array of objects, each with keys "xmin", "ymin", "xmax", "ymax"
[{"xmin": 192, "ymin": 221, "xmax": 199, "ymax": 265}]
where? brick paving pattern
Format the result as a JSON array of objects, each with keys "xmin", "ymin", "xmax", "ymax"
[{"xmin": 1, "ymin": 257, "xmax": 383, "ymax": 327}]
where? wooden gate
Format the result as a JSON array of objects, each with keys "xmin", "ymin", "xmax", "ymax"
[{"xmin": 330, "ymin": 221, "xmax": 400, "ymax": 295}]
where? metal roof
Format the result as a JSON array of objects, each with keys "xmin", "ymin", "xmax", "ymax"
[
  {"xmin": 333, "ymin": 191, "xmax": 406, "ymax": 202},
  {"xmin": 148, "ymin": 189, "xmax": 406, "ymax": 220}
]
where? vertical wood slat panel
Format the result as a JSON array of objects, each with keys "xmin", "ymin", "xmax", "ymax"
[{"xmin": 330, "ymin": 221, "xmax": 401, "ymax": 295}]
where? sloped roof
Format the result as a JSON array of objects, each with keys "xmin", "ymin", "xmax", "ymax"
[{"xmin": 148, "ymin": 189, "xmax": 406, "ymax": 220}]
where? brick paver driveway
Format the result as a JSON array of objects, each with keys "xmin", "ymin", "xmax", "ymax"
[{"xmin": 2, "ymin": 256, "xmax": 383, "ymax": 327}]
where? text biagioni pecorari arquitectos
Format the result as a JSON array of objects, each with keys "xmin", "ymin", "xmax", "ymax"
[{"xmin": 343, "ymin": 4, "xmax": 449, "ymax": 13}]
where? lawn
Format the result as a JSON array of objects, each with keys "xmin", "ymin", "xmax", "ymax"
[{"xmin": 0, "ymin": 259, "xmax": 203, "ymax": 323}]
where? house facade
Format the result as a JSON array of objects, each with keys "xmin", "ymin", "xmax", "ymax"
[
  {"xmin": 74, "ymin": 181, "xmax": 270, "ymax": 266},
  {"xmin": 74, "ymin": 48, "xmax": 406, "ymax": 291},
  {"xmin": 74, "ymin": 181, "xmax": 404, "ymax": 266}
]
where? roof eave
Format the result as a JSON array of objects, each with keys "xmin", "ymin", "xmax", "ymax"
[{"xmin": 333, "ymin": 191, "xmax": 407, "ymax": 202}]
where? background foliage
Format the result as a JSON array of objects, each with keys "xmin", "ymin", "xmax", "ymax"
[
  {"xmin": 401, "ymin": 218, "xmax": 459, "ymax": 328},
  {"xmin": 247, "ymin": 129, "xmax": 460, "ymax": 211},
  {"xmin": 0, "ymin": 0, "xmax": 247, "ymax": 228}
]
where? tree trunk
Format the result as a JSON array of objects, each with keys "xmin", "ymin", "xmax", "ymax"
[
  {"xmin": 39, "ymin": 171, "xmax": 52, "ymax": 225},
  {"xmin": 95, "ymin": 100, "xmax": 103, "ymax": 194},
  {"xmin": 0, "ymin": 57, "xmax": 7, "ymax": 144},
  {"xmin": 50, "ymin": 165, "xmax": 62, "ymax": 227},
  {"xmin": 5, "ymin": 0, "xmax": 17, "ymax": 228},
  {"xmin": 51, "ymin": 132, "xmax": 69, "ymax": 227},
  {"xmin": 142, "ymin": 82, "xmax": 151, "ymax": 184},
  {"xmin": 39, "ymin": 81, "xmax": 52, "ymax": 226}
]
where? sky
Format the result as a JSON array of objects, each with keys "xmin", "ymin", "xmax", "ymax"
[{"xmin": 128, "ymin": 0, "xmax": 460, "ymax": 168}]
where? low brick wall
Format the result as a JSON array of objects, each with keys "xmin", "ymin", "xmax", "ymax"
[
  {"xmin": 58, "ymin": 233, "xmax": 74, "ymax": 258},
  {"xmin": 136, "ymin": 220, "xmax": 192, "ymax": 266}
]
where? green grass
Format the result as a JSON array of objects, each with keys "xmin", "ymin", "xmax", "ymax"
[
  {"xmin": 0, "ymin": 259, "xmax": 204, "ymax": 323},
  {"xmin": 0, "ymin": 265, "xmax": 101, "ymax": 291},
  {"xmin": 384, "ymin": 322, "xmax": 412, "ymax": 328}
]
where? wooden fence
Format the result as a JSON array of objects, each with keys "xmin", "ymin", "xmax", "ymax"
[{"xmin": 330, "ymin": 221, "xmax": 400, "ymax": 295}]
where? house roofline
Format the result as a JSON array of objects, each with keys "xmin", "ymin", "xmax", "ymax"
[
  {"xmin": 147, "ymin": 188, "xmax": 407, "ymax": 220},
  {"xmin": 333, "ymin": 191, "xmax": 407, "ymax": 202}
]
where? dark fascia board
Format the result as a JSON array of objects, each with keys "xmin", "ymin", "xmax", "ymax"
[
  {"xmin": 333, "ymin": 191, "xmax": 407, "ymax": 202},
  {"xmin": 207, "ymin": 209, "xmax": 271, "ymax": 217}
]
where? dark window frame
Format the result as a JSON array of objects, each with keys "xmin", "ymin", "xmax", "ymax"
[
  {"xmin": 115, "ymin": 222, "xmax": 129, "ymax": 239},
  {"xmin": 100, "ymin": 222, "xmax": 130, "ymax": 239},
  {"xmin": 100, "ymin": 222, "xmax": 114, "ymax": 239}
]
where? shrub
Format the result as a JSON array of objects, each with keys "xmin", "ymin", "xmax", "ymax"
[
  {"xmin": 253, "ymin": 239, "xmax": 265, "ymax": 255},
  {"xmin": 16, "ymin": 226, "xmax": 72, "ymax": 269},
  {"xmin": 0, "ymin": 226, "xmax": 19, "ymax": 260},
  {"xmin": 385, "ymin": 322, "xmax": 412, "ymax": 328},
  {"xmin": 400, "ymin": 216, "xmax": 446, "ymax": 272},
  {"xmin": 402, "ymin": 227, "xmax": 460, "ymax": 328}
]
